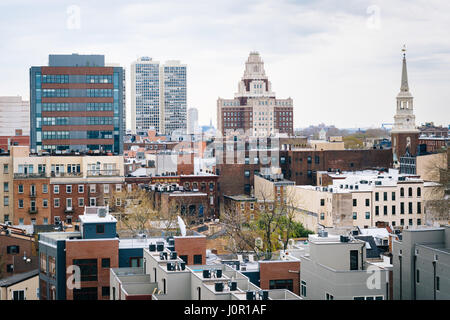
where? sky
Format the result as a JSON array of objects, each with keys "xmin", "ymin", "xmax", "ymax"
[{"xmin": 0, "ymin": 0, "xmax": 449, "ymax": 130}]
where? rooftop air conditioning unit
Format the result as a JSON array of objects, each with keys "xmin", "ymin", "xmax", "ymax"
[{"xmin": 98, "ymin": 208, "xmax": 107, "ymax": 217}]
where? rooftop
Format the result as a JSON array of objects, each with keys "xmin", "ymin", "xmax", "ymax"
[{"xmin": 0, "ymin": 269, "xmax": 39, "ymax": 287}]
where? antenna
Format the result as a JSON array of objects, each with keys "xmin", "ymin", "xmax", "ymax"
[{"xmin": 402, "ymin": 44, "xmax": 407, "ymax": 58}]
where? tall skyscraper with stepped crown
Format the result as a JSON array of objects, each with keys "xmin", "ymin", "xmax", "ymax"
[{"xmin": 217, "ymin": 52, "xmax": 294, "ymax": 137}]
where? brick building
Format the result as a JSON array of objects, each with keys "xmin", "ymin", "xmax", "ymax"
[
  {"xmin": 217, "ymin": 52, "xmax": 294, "ymax": 137},
  {"xmin": 30, "ymin": 54, "xmax": 124, "ymax": 154},
  {"xmin": 0, "ymin": 225, "xmax": 38, "ymax": 278}
]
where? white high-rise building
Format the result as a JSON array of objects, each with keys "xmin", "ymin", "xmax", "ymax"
[
  {"xmin": 187, "ymin": 107, "xmax": 199, "ymax": 134},
  {"xmin": 161, "ymin": 60, "xmax": 187, "ymax": 135},
  {"xmin": 0, "ymin": 96, "xmax": 30, "ymax": 136},
  {"xmin": 131, "ymin": 57, "xmax": 187, "ymax": 135},
  {"xmin": 131, "ymin": 57, "xmax": 161, "ymax": 134}
]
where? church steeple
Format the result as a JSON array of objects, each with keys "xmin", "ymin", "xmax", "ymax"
[
  {"xmin": 391, "ymin": 45, "xmax": 420, "ymax": 165},
  {"xmin": 400, "ymin": 45, "xmax": 409, "ymax": 92}
]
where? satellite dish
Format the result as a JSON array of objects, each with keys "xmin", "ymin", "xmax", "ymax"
[{"xmin": 177, "ymin": 216, "xmax": 186, "ymax": 237}]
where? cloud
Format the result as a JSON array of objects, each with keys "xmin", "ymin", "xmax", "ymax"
[{"xmin": 0, "ymin": 0, "xmax": 449, "ymax": 129}]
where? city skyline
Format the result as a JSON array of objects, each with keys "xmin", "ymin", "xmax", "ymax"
[{"xmin": 0, "ymin": 0, "xmax": 449, "ymax": 130}]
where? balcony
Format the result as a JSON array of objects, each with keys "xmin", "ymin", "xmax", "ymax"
[
  {"xmin": 64, "ymin": 207, "xmax": 74, "ymax": 214},
  {"xmin": 14, "ymin": 173, "xmax": 46, "ymax": 179},
  {"xmin": 51, "ymin": 172, "xmax": 83, "ymax": 178},
  {"xmin": 30, "ymin": 192, "xmax": 37, "ymax": 197},
  {"xmin": 28, "ymin": 207, "xmax": 38, "ymax": 214},
  {"xmin": 87, "ymin": 170, "xmax": 120, "ymax": 177}
]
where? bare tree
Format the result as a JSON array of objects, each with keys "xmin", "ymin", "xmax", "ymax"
[
  {"xmin": 423, "ymin": 149, "xmax": 450, "ymax": 225},
  {"xmin": 110, "ymin": 188, "xmax": 158, "ymax": 235}
]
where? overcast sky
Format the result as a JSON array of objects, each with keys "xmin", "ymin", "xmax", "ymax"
[{"xmin": 0, "ymin": 0, "xmax": 449, "ymax": 130}]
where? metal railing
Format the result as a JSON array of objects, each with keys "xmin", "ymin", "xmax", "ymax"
[
  {"xmin": 87, "ymin": 170, "xmax": 120, "ymax": 177},
  {"xmin": 14, "ymin": 173, "xmax": 46, "ymax": 179}
]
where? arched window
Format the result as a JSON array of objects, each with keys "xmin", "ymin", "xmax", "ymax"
[
  {"xmin": 400, "ymin": 188, "xmax": 404, "ymax": 197},
  {"xmin": 417, "ymin": 187, "xmax": 421, "ymax": 197},
  {"xmin": 408, "ymin": 187, "xmax": 413, "ymax": 197}
]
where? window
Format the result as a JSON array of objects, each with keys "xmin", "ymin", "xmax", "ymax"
[
  {"xmin": 18, "ymin": 199, "xmax": 23, "ymax": 208},
  {"xmin": 321, "ymin": 213, "xmax": 325, "ymax": 220},
  {"xmin": 400, "ymin": 188, "xmax": 404, "ymax": 197},
  {"xmin": 43, "ymin": 184, "xmax": 48, "ymax": 193},
  {"xmin": 408, "ymin": 202, "xmax": 413, "ymax": 214},
  {"xmin": 130, "ymin": 257, "xmax": 143, "ymax": 267},
  {"xmin": 320, "ymin": 199, "xmax": 325, "ymax": 206},
  {"xmin": 400, "ymin": 202, "xmax": 405, "ymax": 214},
  {"xmin": 90, "ymin": 184, "xmax": 96, "ymax": 193},
  {"xmin": 43, "ymin": 199, "xmax": 48, "ymax": 208},
  {"xmin": 417, "ymin": 218, "xmax": 421, "ymax": 225},
  {"xmin": 400, "ymin": 219, "xmax": 404, "ymax": 226},
  {"xmin": 73, "ymin": 259, "xmax": 98, "ymax": 281},
  {"xmin": 78, "ymin": 185, "xmax": 84, "ymax": 193},
  {"xmin": 54, "ymin": 198, "xmax": 60, "ymax": 208},
  {"xmin": 7, "ymin": 245, "xmax": 20, "ymax": 254},
  {"xmin": 103, "ymin": 184, "xmax": 109, "ymax": 193},
  {"xmin": 6, "ymin": 264, "xmax": 14, "ymax": 273},
  {"xmin": 375, "ymin": 192, "xmax": 379, "ymax": 201},
  {"xmin": 375, "ymin": 206, "xmax": 379, "ymax": 216},
  {"xmin": 244, "ymin": 170, "xmax": 250, "ymax": 177},
  {"xmin": 13, "ymin": 290, "xmax": 25, "ymax": 300},
  {"xmin": 384, "ymin": 206, "xmax": 388, "ymax": 216},
  {"xmin": 78, "ymin": 198, "xmax": 84, "ymax": 207},
  {"xmin": 3, "ymin": 164, "xmax": 8, "ymax": 174},
  {"xmin": 352, "ymin": 212, "xmax": 357, "ymax": 220},
  {"xmin": 301, "ymin": 281, "xmax": 307, "ymax": 297},
  {"xmin": 66, "ymin": 198, "xmax": 72, "ymax": 209},
  {"xmin": 48, "ymin": 256, "xmax": 56, "ymax": 278},
  {"xmin": 269, "ymin": 279, "xmax": 293, "ymax": 291},
  {"xmin": 115, "ymin": 184, "xmax": 122, "ymax": 192},
  {"xmin": 101, "ymin": 258, "xmax": 110, "ymax": 268},
  {"xmin": 365, "ymin": 199, "xmax": 370, "ymax": 206},
  {"xmin": 193, "ymin": 255, "xmax": 202, "ymax": 265},
  {"xmin": 73, "ymin": 287, "xmax": 98, "ymax": 300},
  {"xmin": 392, "ymin": 205, "xmax": 396, "ymax": 215},
  {"xmin": 3, "ymin": 196, "xmax": 9, "ymax": 206},
  {"xmin": 66, "ymin": 185, "xmax": 72, "ymax": 193},
  {"xmin": 417, "ymin": 202, "xmax": 421, "ymax": 214},
  {"xmin": 40, "ymin": 252, "xmax": 47, "ymax": 273},
  {"xmin": 54, "ymin": 185, "xmax": 59, "ymax": 194},
  {"xmin": 350, "ymin": 250, "xmax": 359, "ymax": 270},
  {"xmin": 18, "ymin": 184, "xmax": 23, "ymax": 193},
  {"xmin": 102, "ymin": 287, "xmax": 110, "ymax": 297},
  {"xmin": 180, "ymin": 255, "xmax": 188, "ymax": 264},
  {"xmin": 365, "ymin": 212, "xmax": 370, "ymax": 219},
  {"xmin": 90, "ymin": 197, "xmax": 96, "ymax": 206},
  {"xmin": 409, "ymin": 219, "xmax": 413, "ymax": 226},
  {"xmin": 96, "ymin": 224, "xmax": 105, "ymax": 234},
  {"xmin": 408, "ymin": 187, "xmax": 412, "ymax": 197},
  {"xmin": 392, "ymin": 192, "xmax": 396, "ymax": 201},
  {"xmin": 383, "ymin": 192, "xmax": 387, "ymax": 201},
  {"xmin": 353, "ymin": 199, "xmax": 357, "ymax": 207},
  {"xmin": 417, "ymin": 187, "xmax": 421, "ymax": 197},
  {"xmin": 3, "ymin": 182, "xmax": 8, "ymax": 192},
  {"xmin": 250, "ymin": 203, "xmax": 254, "ymax": 210}
]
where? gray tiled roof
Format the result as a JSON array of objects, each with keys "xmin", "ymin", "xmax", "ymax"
[{"xmin": 0, "ymin": 269, "xmax": 39, "ymax": 287}]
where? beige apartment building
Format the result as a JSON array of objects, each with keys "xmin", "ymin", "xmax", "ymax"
[{"xmin": 282, "ymin": 170, "xmax": 440, "ymax": 232}]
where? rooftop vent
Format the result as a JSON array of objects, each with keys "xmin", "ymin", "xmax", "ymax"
[
  {"xmin": 156, "ymin": 242, "xmax": 164, "ymax": 252},
  {"xmin": 98, "ymin": 208, "xmax": 107, "ymax": 217},
  {"xmin": 260, "ymin": 290, "xmax": 269, "ymax": 300},
  {"xmin": 203, "ymin": 269, "xmax": 211, "ymax": 278},
  {"xmin": 340, "ymin": 235, "xmax": 349, "ymax": 243},
  {"xmin": 215, "ymin": 282, "xmax": 224, "ymax": 292},
  {"xmin": 216, "ymin": 269, "xmax": 222, "ymax": 278},
  {"xmin": 246, "ymin": 291, "xmax": 256, "ymax": 300},
  {"xmin": 170, "ymin": 251, "xmax": 177, "ymax": 260},
  {"xmin": 149, "ymin": 243, "xmax": 156, "ymax": 252},
  {"xmin": 229, "ymin": 281, "xmax": 237, "ymax": 291}
]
